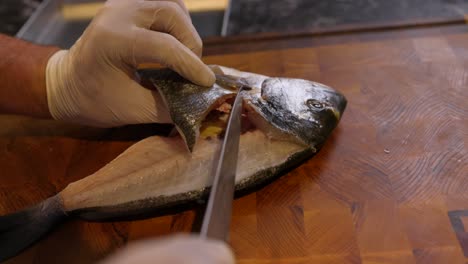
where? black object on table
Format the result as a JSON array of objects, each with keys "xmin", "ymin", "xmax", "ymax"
[
  {"xmin": 0, "ymin": 0, "xmax": 42, "ymax": 36},
  {"xmin": 225, "ymin": 0, "xmax": 468, "ymax": 35}
]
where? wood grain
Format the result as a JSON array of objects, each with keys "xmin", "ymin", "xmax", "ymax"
[{"xmin": 1, "ymin": 26, "xmax": 468, "ymax": 263}]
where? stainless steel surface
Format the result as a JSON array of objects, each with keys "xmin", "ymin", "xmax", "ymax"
[
  {"xmin": 17, "ymin": 0, "xmax": 91, "ymax": 48},
  {"xmin": 200, "ymin": 91, "xmax": 243, "ymax": 242},
  {"xmin": 215, "ymin": 74, "xmax": 253, "ymax": 91},
  {"xmin": 17, "ymin": 0, "xmax": 231, "ymax": 49},
  {"xmin": 221, "ymin": 0, "xmax": 232, "ymax": 37}
]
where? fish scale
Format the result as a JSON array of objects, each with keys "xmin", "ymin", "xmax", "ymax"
[
  {"xmin": 140, "ymin": 69, "xmax": 237, "ymax": 152},
  {"xmin": 0, "ymin": 66, "xmax": 346, "ymax": 261}
]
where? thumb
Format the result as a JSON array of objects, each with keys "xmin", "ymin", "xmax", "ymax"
[
  {"xmin": 122, "ymin": 80, "xmax": 173, "ymax": 125},
  {"xmin": 133, "ymin": 28, "xmax": 215, "ymax": 87}
]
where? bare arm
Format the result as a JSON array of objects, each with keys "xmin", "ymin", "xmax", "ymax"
[{"xmin": 0, "ymin": 34, "xmax": 59, "ymax": 118}]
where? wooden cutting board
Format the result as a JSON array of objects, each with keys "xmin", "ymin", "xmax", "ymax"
[{"xmin": 1, "ymin": 25, "xmax": 467, "ymax": 263}]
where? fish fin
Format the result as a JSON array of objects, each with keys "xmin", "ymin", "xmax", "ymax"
[
  {"xmin": 208, "ymin": 65, "xmax": 225, "ymax": 75},
  {"xmin": 0, "ymin": 195, "xmax": 67, "ymax": 261}
]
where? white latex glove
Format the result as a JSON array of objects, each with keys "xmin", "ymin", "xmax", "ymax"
[
  {"xmin": 46, "ymin": 0, "xmax": 215, "ymax": 127},
  {"xmin": 100, "ymin": 235, "xmax": 235, "ymax": 264}
]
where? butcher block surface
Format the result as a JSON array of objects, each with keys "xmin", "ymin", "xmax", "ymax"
[{"xmin": 1, "ymin": 26, "xmax": 467, "ymax": 263}]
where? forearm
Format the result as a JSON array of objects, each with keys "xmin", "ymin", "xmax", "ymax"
[{"xmin": 0, "ymin": 34, "xmax": 59, "ymax": 118}]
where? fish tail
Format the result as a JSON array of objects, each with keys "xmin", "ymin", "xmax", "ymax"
[{"xmin": 0, "ymin": 195, "xmax": 67, "ymax": 261}]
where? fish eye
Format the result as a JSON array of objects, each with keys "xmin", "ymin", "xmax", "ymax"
[{"xmin": 306, "ymin": 99, "xmax": 324, "ymax": 109}]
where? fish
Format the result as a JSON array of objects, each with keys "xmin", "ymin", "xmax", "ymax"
[
  {"xmin": 0, "ymin": 65, "xmax": 347, "ymax": 261},
  {"xmin": 146, "ymin": 69, "xmax": 237, "ymax": 152}
]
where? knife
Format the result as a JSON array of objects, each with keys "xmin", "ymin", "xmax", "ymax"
[{"xmin": 199, "ymin": 88, "xmax": 244, "ymax": 242}]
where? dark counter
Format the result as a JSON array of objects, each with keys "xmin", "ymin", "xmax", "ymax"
[
  {"xmin": 5, "ymin": 0, "xmax": 468, "ymax": 41},
  {"xmin": 225, "ymin": 0, "xmax": 468, "ymax": 35},
  {"xmin": 0, "ymin": 0, "xmax": 41, "ymax": 36}
]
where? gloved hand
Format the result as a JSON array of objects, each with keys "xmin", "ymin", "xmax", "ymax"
[
  {"xmin": 46, "ymin": 0, "xmax": 215, "ymax": 127},
  {"xmin": 99, "ymin": 235, "xmax": 235, "ymax": 264}
]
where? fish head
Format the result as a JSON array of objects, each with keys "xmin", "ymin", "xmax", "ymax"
[
  {"xmin": 246, "ymin": 77, "xmax": 347, "ymax": 150},
  {"xmin": 261, "ymin": 78, "xmax": 346, "ymax": 121}
]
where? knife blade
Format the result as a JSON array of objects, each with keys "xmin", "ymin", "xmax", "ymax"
[{"xmin": 199, "ymin": 89, "xmax": 244, "ymax": 242}]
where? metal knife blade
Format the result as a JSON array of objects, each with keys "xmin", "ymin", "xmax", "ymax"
[{"xmin": 200, "ymin": 90, "xmax": 244, "ymax": 241}]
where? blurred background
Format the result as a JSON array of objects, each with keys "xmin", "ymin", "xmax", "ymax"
[
  {"xmin": 2, "ymin": 0, "xmax": 468, "ymax": 47},
  {"xmin": 1, "ymin": 0, "xmax": 41, "ymax": 36}
]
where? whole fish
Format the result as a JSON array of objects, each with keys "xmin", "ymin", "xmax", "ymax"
[{"xmin": 0, "ymin": 66, "xmax": 346, "ymax": 261}]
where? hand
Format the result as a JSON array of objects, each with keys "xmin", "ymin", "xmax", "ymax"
[
  {"xmin": 46, "ymin": 0, "xmax": 215, "ymax": 127},
  {"xmin": 100, "ymin": 235, "xmax": 235, "ymax": 264}
]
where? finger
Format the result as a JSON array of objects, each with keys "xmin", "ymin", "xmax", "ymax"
[
  {"xmin": 134, "ymin": 28, "xmax": 215, "ymax": 87},
  {"xmin": 161, "ymin": 235, "xmax": 235, "ymax": 264},
  {"xmin": 99, "ymin": 235, "xmax": 235, "ymax": 264},
  {"xmin": 140, "ymin": 1, "xmax": 202, "ymax": 57},
  {"xmin": 198, "ymin": 239, "xmax": 235, "ymax": 264},
  {"xmin": 127, "ymin": 82, "xmax": 173, "ymax": 124},
  {"xmin": 146, "ymin": 0, "xmax": 191, "ymax": 17},
  {"xmin": 108, "ymin": 79, "xmax": 172, "ymax": 125},
  {"xmin": 209, "ymin": 65, "xmax": 225, "ymax": 75}
]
